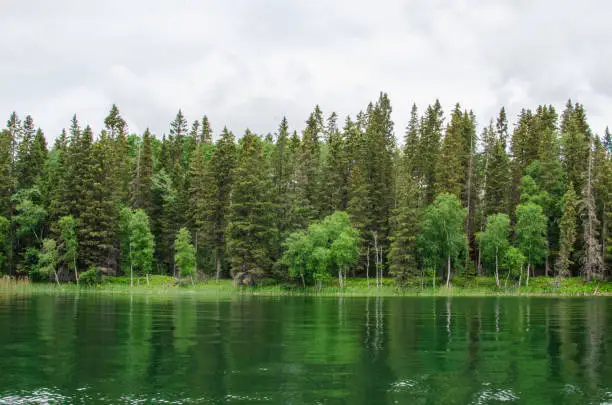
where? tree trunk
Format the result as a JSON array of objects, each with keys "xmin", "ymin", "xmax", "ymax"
[
  {"xmin": 74, "ymin": 258, "xmax": 79, "ymax": 285},
  {"xmin": 301, "ymin": 273, "xmax": 305, "ymax": 288},
  {"xmin": 518, "ymin": 264, "xmax": 522, "ymax": 287},
  {"xmin": 366, "ymin": 246, "xmax": 370, "ymax": 288},
  {"xmin": 194, "ymin": 231, "xmax": 199, "ymax": 275},
  {"xmin": 495, "ymin": 247, "xmax": 500, "ymax": 288},
  {"xmin": 338, "ymin": 269, "xmax": 342, "ymax": 288},
  {"xmin": 146, "ymin": 272, "xmax": 150, "ymax": 286},
  {"xmin": 191, "ymin": 275, "xmax": 195, "ymax": 286},
  {"xmin": 526, "ymin": 262, "xmax": 530, "ymax": 287},
  {"xmin": 54, "ymin": 271, "xmax": 60, "ymax": 286},
  {"xmin": 215, "ymin": 248, "xmax": 222, "ymax": 281},
  {"xmin": 505, "ymin": 267, "xmax": 510, "ymax": 288},
  {"xmin": 130, "ymin": 244, "xmax": 134, "ymax": 287},
  {"xmin": 446, "ymin": 255, "xmax": 451, "ymax": 288}
]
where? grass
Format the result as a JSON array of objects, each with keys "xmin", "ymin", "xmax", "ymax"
[{"xmin": 1, "ymin": 274, "xmax": 610, "ymax": 297}]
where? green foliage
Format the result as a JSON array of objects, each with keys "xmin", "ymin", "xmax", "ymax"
[
  {"xmin": 37, "ymin": 238, "xmax": 58, "ymax": 282},
  {"xmin": 12, "ymin": 187, "xmax": 46, "ymax": 243},
  {"xmin": 1, "ymin": 96, "xmax": 611, "ymax": 287},
  {"xmin": 174, "ymin": 227, "xmax": 196, "ymax": 279},
  {"xmin": 227, "ymin": 131, "xmax": 275, "ymax": 279},
  {"xmin": 419, "ymin": 193, "xmax": 467, "ymax": 286},
  {"xmin": 515, "ymin": 202, "xmax": 548, "ymax": 276},
  {"xmin": 502, "ymin": 247, "xmax": 526, "ymax": 282},
  {"xmin": 556, "ymin": 185, "xmax": 578, "ymax": 277},
  {"xmin": 80, "ymin": 266, "xmax": 101, "ymax": 285},
  {"xmin": 282, "ymin": 211, "xmax": 359, "ymax": 287},
  {"xmin": 477, "ymin": 213, "xmax": 510, "ymax": 284},
  {"xmin": 58, "ymin": 215, "xmax": 78, "ymax": 279},
  {"xmin": 0, "ymin": 216, "xmax": 9, "ymax": 272},
  {"xmin": 120, "ymin": 207, "xmax": 155, "ymax": 283}
]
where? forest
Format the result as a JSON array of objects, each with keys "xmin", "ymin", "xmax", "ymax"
[{"xmin": 0, "ymin": 93, "xmax": 610, "ymax": 287}]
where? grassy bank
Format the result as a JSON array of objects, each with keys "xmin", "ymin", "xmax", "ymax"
[{"xmin": 1, "ymin": 275, "xmax": 611, "ymax": 297}]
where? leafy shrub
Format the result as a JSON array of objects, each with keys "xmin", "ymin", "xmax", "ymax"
[{"xmin": 80, "ymin": 267, "xmax": 101, "ymax": 285}]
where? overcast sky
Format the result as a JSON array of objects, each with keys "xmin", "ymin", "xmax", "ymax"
[{"xmin": 2, "ymin": 0, "xmax": 611, "ymax": 141}]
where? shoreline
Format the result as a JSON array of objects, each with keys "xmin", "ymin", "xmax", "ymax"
[{"xmin": 1, "ymin": 276, "xmax": 610, "ymax": 298}]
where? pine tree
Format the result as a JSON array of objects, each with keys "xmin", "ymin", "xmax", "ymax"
[
  {"xmin": 77, "ymin": 128, "xmax": 118, "ymax": 270},
  {"xmin": 388, "ymin": 145, "xmax": 419, "ymax": 284},
  {"xmin": 295, "ymin": 106, "xmax": 324, "ymax": 221},
  {"xmin": 417, "ymin": 100, "xmax": 444, "ymax": 205},
  {"xmin": 16, "ymin": 115, "xmax": 36, "ymax": 189},
  {"xmin": 187, "ymin": 143, "xmax": 215, "ymax": 274},
  {"xmin": 403, "ymin": 104, "xmax": 420, "ymax": 195},
  {"xmin": 581, "ymin": 144, "xmax": 603, "ymax": 281},
  {"xmin": 47, "ymin": 129, "xmax": 70, "ymax": 226},
  {"xmin": 322, "ymin": 112, "xmax": 349, "ymax": 214},
  {"xmin": 151, "ymin": 169, "xmax": 179, "ymax": 275},
  {"xmin": 57, "ymin": 215, "xmax": 78, "ymax": 282},
  {"xmin": 131, "ymin": 128, "xmax": 154, "ymax": 214},
  {"xmin": 209, "ymin": 127, "xmax": 236, "ymax": 279},
  {"xmin": 561, "ymin": 100, "xmax": 590, "ymax": 194},
  {"xmin": 0, "ymin": 129, "xmax": 14, "ymax": 217},
  {"xmin": 362, "ymin": 93, "xmax": 395, "ymax": 276},
  {"xmin": 556, "ymin": 184, "xmax": 578, "ymax": 278},
  {"xmin": 271, "ymin": 117, "xmax": 299, "ymax": 261},
  {"xmin": 227, "ymin": 131, "xmax": 275, "ymax": 279},
  {"xmin": 435, "ymin": 104, "xmax": 466, "ymax": 199},
  {"xmin": 199, "ymin": 116, "xmax": 213, "ymax": 145}
]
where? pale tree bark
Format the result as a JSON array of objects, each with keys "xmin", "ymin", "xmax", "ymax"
[
  {"xmin": 495, "ymin": 247, "xmax": 500, "ymax": 288},
  {"xmin": 582, "ymin": 148, "xmax": 604, "ymax": 281},
  {"xmin": 446, "ymin": 255, "xmax": 451, "ymax": 288}
]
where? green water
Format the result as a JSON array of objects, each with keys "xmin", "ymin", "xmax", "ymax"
[{"xmin": 0, "ymin": 295, "xmax": 610, "ymax": 404}]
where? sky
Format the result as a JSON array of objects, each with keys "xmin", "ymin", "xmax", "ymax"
[{"xmin": 1, "ymin": 0, "xmax": 611, "ymax": 141}]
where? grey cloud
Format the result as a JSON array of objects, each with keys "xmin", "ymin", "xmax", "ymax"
[{"xmin": 1, "ymin": 0, "xmax": 611, "ymax": 140}]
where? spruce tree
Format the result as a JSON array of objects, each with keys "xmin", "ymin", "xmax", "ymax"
[
  {"xmin": 200, "ymin": 116, "xmax": 213, "ymax": 145},
  {"xmin": 75, "ymin": 128, "xmax": 118, "ymax": 270},
  {"xmin": 561, "ymin": 100, "xmax": 590, "ymax": 194},
  {"xmin": 295, "ymin": 106, "xmax": 324, "ymax": 220},
  {"xmin": 227, "ymin": 131, "xmax": 275, "ymax": 279},
  {"xmin": 581, "ymin": 144, "xmax": 603, "ymax": 281},
  {"xmin": 131, "ymin": 128, "xmax": 154, "ymax": 214},
  {"xmin": 388, "ymin": 145, "xmax": 419, "ymax": 284},
  {"xmin": 209, "ymin": 127, "xmax": 236, "ymax": 279},
  {"xmin": 271, "ymin": 117, "xmax": 298, "ymax": 260},
  {"xmin": 556, "ymin": 184, "xmax": 578, "ymax": 278},
  {"xmin": 417, "ymin": 100, "xmax": 444, "ymax": 205},
  {"xmin": 322, "ymin": 112, "xmax": 349, "ymax": 214},
  {"xmin": 187, "ymin": 143, "xmax": 215, "ymax": 274}
]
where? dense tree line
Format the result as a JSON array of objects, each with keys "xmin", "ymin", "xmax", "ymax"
[{"xmin": 0, "ymin": 94, "xmax": 610, "ymax": 285}]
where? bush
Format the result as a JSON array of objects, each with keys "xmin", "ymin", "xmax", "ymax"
[
  {"xmin": 28, "ymin": 268, "xmax": 47, "ymax": 282},
  {"xmin": 80, "ymin": 267, "xmax": 101, "ymax": 285}
]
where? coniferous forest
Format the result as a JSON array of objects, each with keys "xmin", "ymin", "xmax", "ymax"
[{"xmin": 1, "ymin": 93, "xmax": 611, "ymax": 287}]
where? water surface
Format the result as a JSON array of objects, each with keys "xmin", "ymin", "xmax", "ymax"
[{"xmin": 0, "ymin": 294, "xmax": 610, "ymax": 404}]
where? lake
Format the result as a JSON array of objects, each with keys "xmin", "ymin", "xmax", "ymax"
[{"xmin": 0, "ymin": 294, "xmax": 610, "ymax": 404}]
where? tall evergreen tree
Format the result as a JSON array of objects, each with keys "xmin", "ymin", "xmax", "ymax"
[
  {"xmin": 77, "ymin": 128, "xmax": 118, "ymax": 270},
  {"xmin": 417, "ymin": 100, "xmax": 444, "ymax": 205},
  {"xmin": 131, "ymin": 128, "xmax": 154, "ymax": 214},
  {"xmin": 581, "ymin": 144, "xmax": 603, "ymax": 281},
  {"xmin": 296, "ymin": 105, "xmax": 324, "ymax": 221},
  {"xmin": 227, "ymin": 131, "xmax": 275, "ymax": 279},
  {"xmin": 209, "ymin": 127, "xmax": 236, "ymax": 279},
  {"xmin": 556, "ymin": 184, "xmax": 578, "ymax": 278},
  {"xmin": 561, "ymin": 100, "xmax": 590, "ymax": 194}
]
